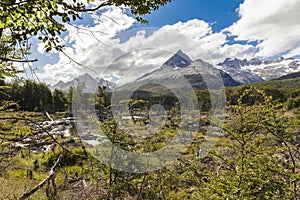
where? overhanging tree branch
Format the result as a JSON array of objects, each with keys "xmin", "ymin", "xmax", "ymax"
[
  {"xmin": 0, "ymin": 57, "xmax": 38, "ymax": 63},
  {"xmin": 59, "ymin": 1, "xmax": 113, "ymax": 12}
]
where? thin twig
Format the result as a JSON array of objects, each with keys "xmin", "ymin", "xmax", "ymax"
[{"xmin": 60, "ymin": 51, "xmax": 100, "ymax": 77}]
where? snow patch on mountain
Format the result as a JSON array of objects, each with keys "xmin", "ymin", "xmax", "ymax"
[
  {"xmin": 217, "ymin": 57, "xmax": 300, "ymax": 83},
  {"xmin": 51, "ymin": 73, "xmax": 117, "ymax": 92},
  {"xmin": 137, "ymin": 50, "xmax": 239, "ymax": 89}
]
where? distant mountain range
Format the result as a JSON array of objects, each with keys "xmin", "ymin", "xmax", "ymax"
[
  {"xmin": 136, "ymin": 50, "xmax": 300, "ymax": 88},
  {"xmin": 52, "ymin": 51, "xmax": 300, "ymax": 92},
  {"xmin": 51, "ymin": 73, "xmax": 117, "ymax": 92},
  {"xmin": 217, "ymin": 57, "xmax": 300, "ymax": 84}
]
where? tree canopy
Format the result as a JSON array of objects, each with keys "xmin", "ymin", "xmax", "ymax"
[{"xmin": 0, "ymin": 0, "xmax": 171, "ymax": 62}]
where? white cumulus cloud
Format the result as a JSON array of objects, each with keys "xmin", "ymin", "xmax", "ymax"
[
  {"xmin": 37, "ymin": 16, "xmax": 258, "ymax": 85},
  {"xmin": 227, "ymin": 0, "xmax": 300, "ymax": 57},
  {"xmin": 32, "ymin": 0, "xmax": 300, "ymax": 85}
]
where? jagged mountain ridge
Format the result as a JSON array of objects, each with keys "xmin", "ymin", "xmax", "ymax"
[
  {"xmin": 52, "ymin": 53, "xmax": 300, "ymax": 92},
  {"xmin": 217, "ymin": 57, "xmax": 300, "ymax": 84},
  {"xmin": 51, "ymin": 73, "xmax": 117, "ymax": 92},
  {"xmin": 136, "ymin": 50, "xmax": 240, "ymax": 90}
]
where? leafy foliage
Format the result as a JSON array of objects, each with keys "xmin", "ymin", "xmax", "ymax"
[
  {"xmin": 53, "ymin": 89, "xmax": 68, "ymax": 112},
  {"xmin": 202, "ymin": 86, "xmax": 300, "ymax": 199},
  {"xmin": 2, "ymin": 79, "xmax": 69, "ymax": 112},
  {"xmin": 1, "ymin": 79, "xmax": 300, "ymax": 199},
  {"xmin": 0, "ymin": 0, "xmax": 171, "ymax": 56}
]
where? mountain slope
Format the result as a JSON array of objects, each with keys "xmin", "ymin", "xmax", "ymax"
[
  {"xmin": 162, "ymin": 50, "xmax": 192, "ymax": 68},
  {"xmin": 136, "ymin": 50, "xmax": 239, "ymax": 90},
  {"xmin": 275, "ymin": 71, "xmax": 300, "ymax": 80},
  {"xmin": 217, "ymin": 58, "xmax": 264, "ymax": 84},
  {"xmin": 217, "ymin": 57, "xmax": 300, "ymax": 84},
  {"xmin": 51, "ymin": 73, "xmax": 116, "ymax": 92}
]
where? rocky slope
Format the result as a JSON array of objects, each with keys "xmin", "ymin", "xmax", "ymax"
[
  {"xmin": 137, "ymin": 50, "xmax": 239, "ymax": 90},
  {"xmin": 217, "ymin": 57, "xmax": 300, "ymax": 84},
  {"xmin": 51, "ymin": 73, "xmax": 116, "ymax": 92}
]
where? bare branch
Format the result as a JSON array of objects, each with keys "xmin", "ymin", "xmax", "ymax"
[
  {"xmin": 0, "ymin": 57, "xmax": 38, "ymax": 63},
  {"xmin": 18, "ymin": 154, "xmax": 63, "ymax": 200},
  {"xmin": 60, "ymin": 51, "xmax": 100, "ymax": 77},
  {"xmin": 59, "ymin": 1, "xmax": 113, "ymax": 12},
  {"xmin": 66, "ymin": 22, "xmax": 108, "ymax": 46}
]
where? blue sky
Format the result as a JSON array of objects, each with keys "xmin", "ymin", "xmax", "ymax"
[
  {"xmin": 32, "ymin": 0, "xmax": 300, "ymax": 84},
  {"xmin": 143, "ymin": 0, "xmax": 244, "ymax": 32},
  {"xmin": 33, "ymin": 0, "xmax": 244, "ymax": 67}
]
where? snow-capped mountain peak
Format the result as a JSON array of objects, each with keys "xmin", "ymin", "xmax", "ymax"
[
  {"xmin": 136, "ymin": 50, "xmax": 239, "ymax": 89},
  {"xmin": 162, "ymin": 49, "xmax": 192, "ymax": 68},
  {"xmin": 51, "ymin": 73, "xmax": 116, "ymax": 92}
]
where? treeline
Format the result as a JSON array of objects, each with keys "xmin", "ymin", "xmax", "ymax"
[
  {"xmin": 2, "ymin": 77, "xmax": 300, "ymax": 114},
  {"xmin": 129, "ymin": 80, "xmax": 300, "ymax": 113},
  {"xmin": 0, "ymin": 79, "xmax": 112, "ymax": 114},
  {"xmin": 194, "ymin": 84, "xmax": 300, "ymax": 111},
  {"xmin": 227, "ymin": 84, "xmax": 300, "ymax": 109},
  {"xmin": 0, "ymin": 79, "xmax": 69, "ymax": 112}
]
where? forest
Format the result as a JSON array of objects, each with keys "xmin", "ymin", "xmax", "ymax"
[
  {"xmin": 0, "ymin": 0, "xmax": 299, "ymax": 199},
  {"xmin": 0, "ymin": 75, "xmax": 300, "ymax": 199}
]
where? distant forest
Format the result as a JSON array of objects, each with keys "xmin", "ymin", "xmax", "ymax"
[{"xmin": 2, "ymin": 77, "xmax": 300, "ymax": 113}]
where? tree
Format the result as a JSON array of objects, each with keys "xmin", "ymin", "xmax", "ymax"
[
  {"xmin": 37, "ymin": 82, "xmax": 53, "ymax": 112},
  {"xmin": 0, "ymin": 75, "xmax": 15, "ymax": 110},
  {"xmin": 95, "ymin": 86, "xmax": 111, "ymax": 121},
  {"xmin": 18, "ymin": 80, "xmax": 54, "ymax": 111},
  {"xmin": 0, "ymin": 0, "xmax": 172, "ymax": 110},
  {"xmin": 0, "ymin": 34, "xmax": 24, "ymax": 110},
  {"xmin": 0, "ymin": 0, "xmax": 171, "ymax": 61},
  {"xmin": 201, "ymin": 86, "xmax": 300, "ymax": 199},
  {"xmin": 53, "ymin": 89, "xmax": 67, "ymax": 112}
]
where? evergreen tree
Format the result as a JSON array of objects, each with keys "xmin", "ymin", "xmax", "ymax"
[{"xmin": 53, "ymin": 89, "xmax": 67, "ymax": 112}]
